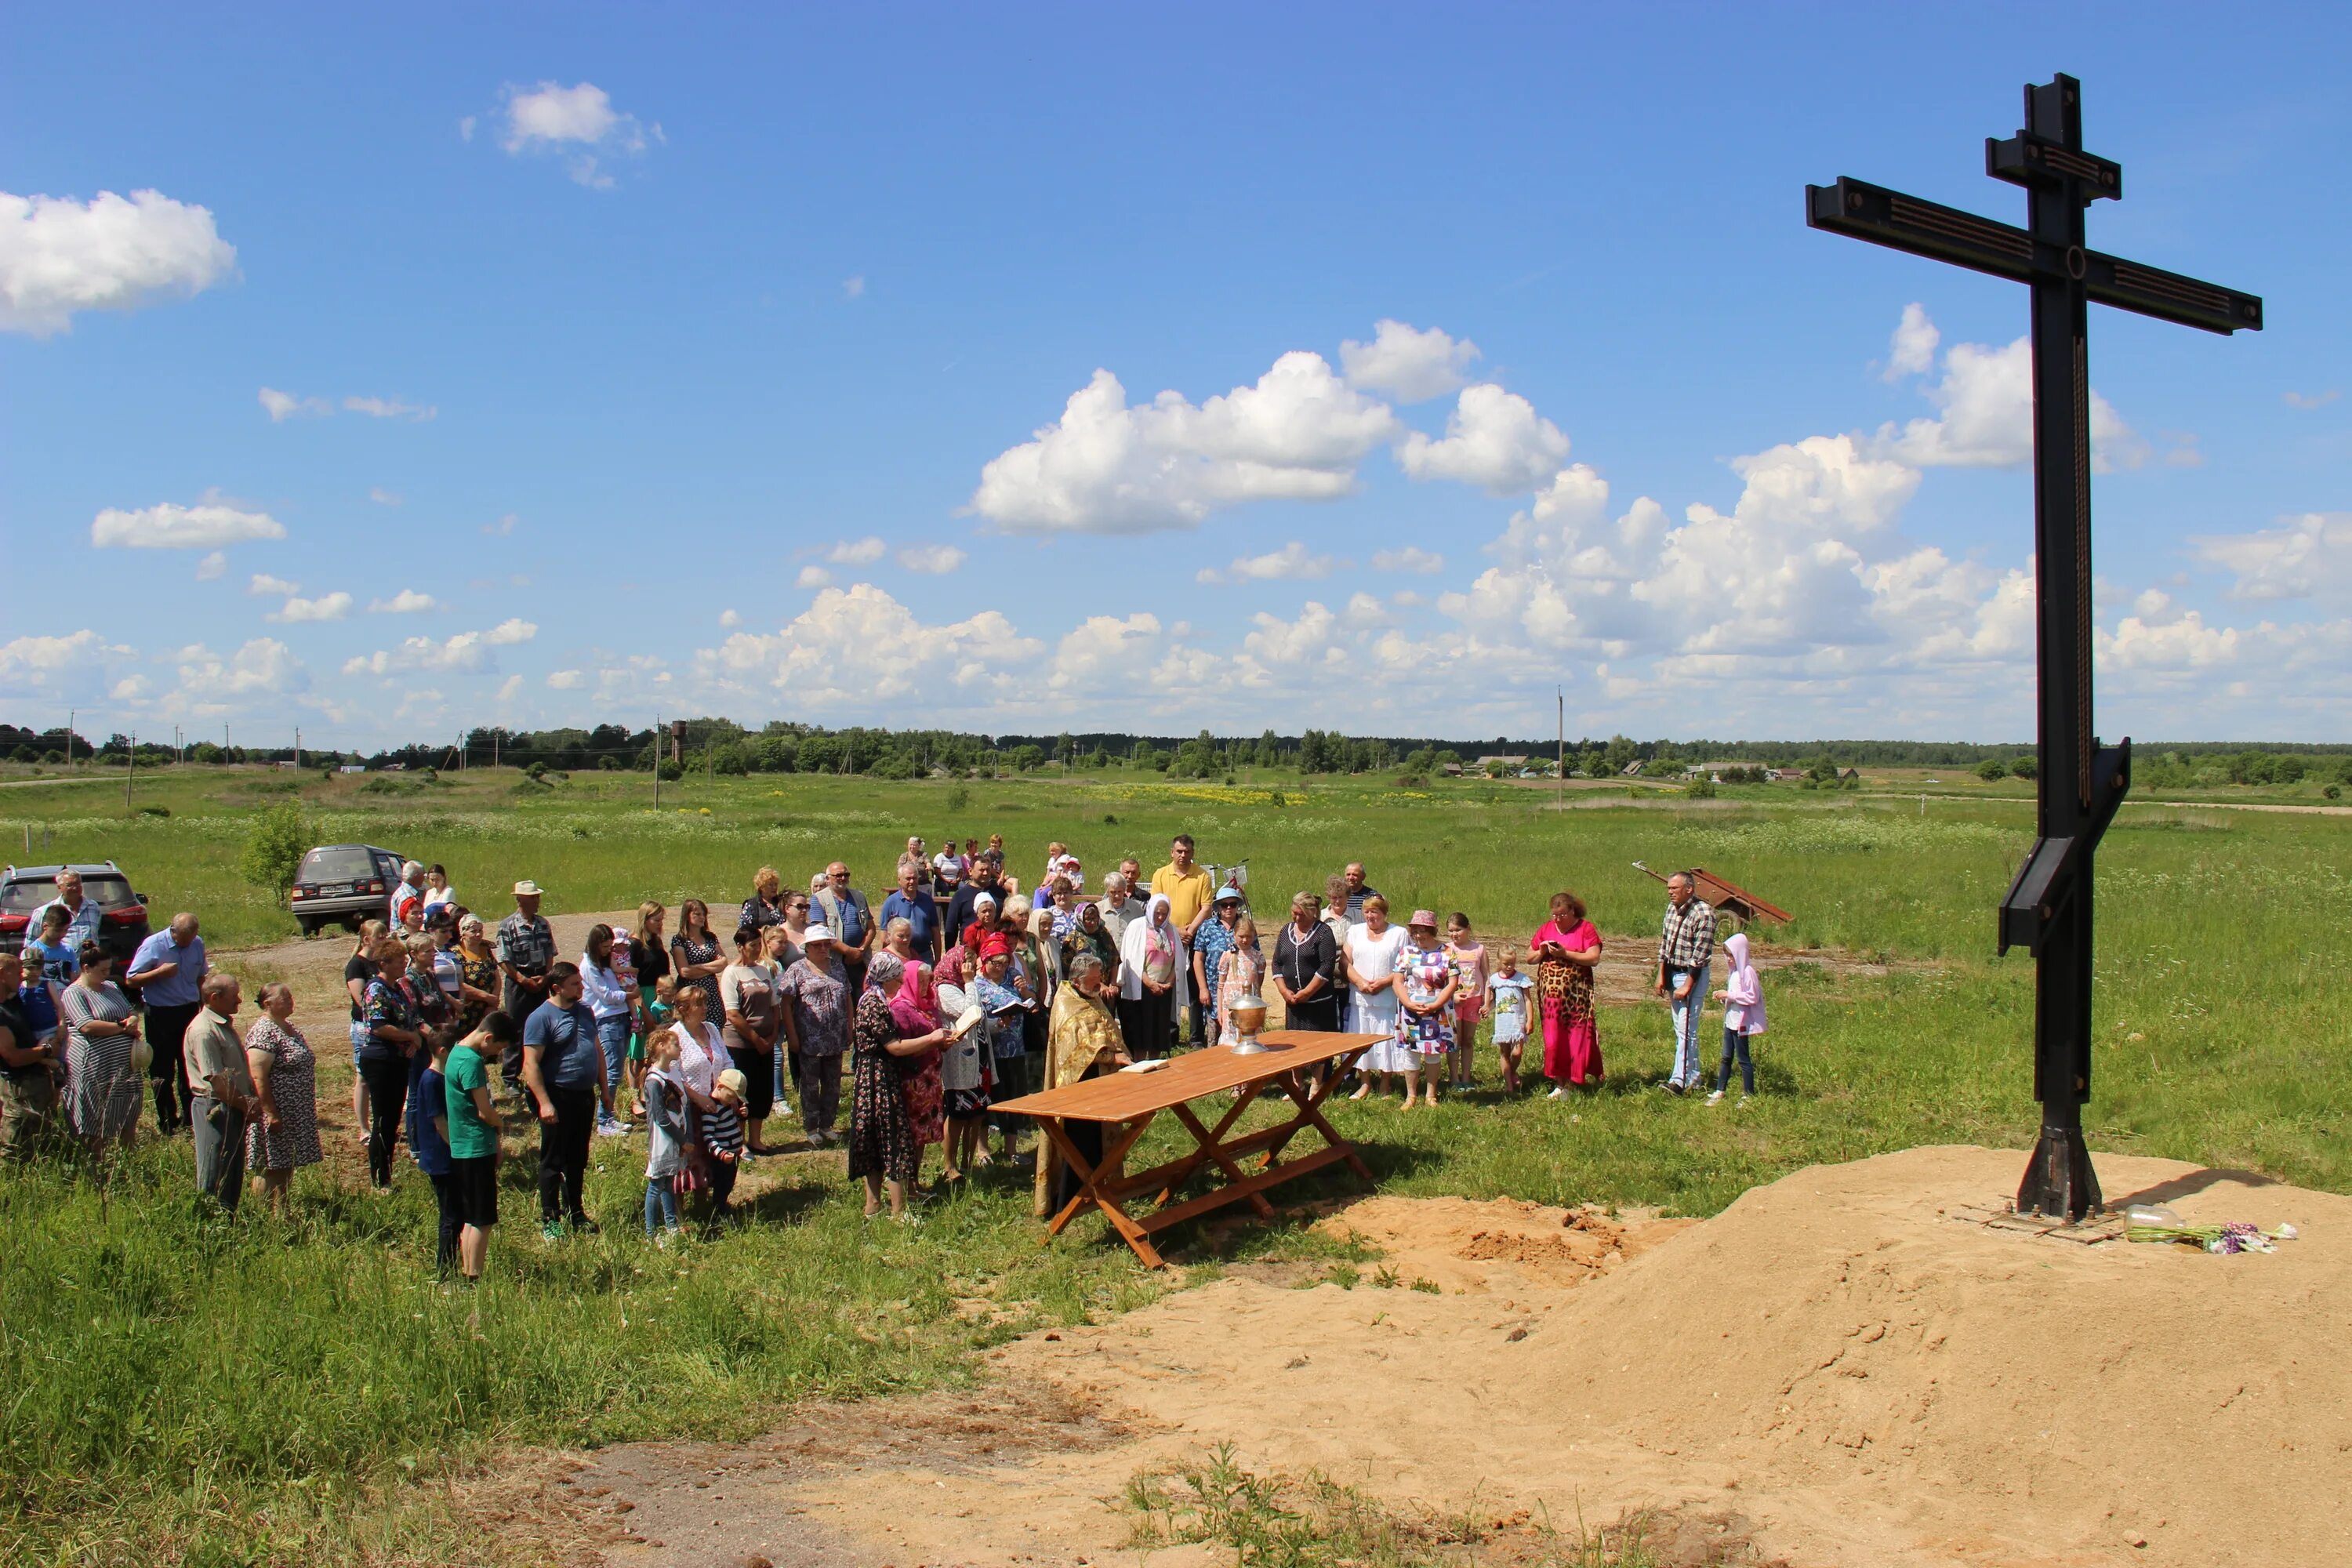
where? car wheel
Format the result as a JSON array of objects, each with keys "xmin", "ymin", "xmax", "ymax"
[{"xmin": 296, "ymin": 917, "xmax": 320, "ymax": 937}]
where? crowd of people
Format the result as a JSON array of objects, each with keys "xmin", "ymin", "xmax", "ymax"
[{"xmin": 0, "ymin": 837, "xmax": 1771, "ymax": 1276}]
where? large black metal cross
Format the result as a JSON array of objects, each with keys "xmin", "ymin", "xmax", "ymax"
[{"xmin": 1806, "ymin": 75, "xmax": 2262, "ymax": 1220}]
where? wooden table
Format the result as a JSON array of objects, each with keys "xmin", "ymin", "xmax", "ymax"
[{"xmin": 993, "ymin": 1030, "xmax": 1386, "ymax": 1269}]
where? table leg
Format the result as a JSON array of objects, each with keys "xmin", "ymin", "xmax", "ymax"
[
  {"xmin": 1040, "ymin": 1112, "xmax": 1165, "ymax": 1267},
  {"xmin": 1272, "ymin": 1050, "xmax": 1374, "ymax": 1181},
  {"xmin": 1152, "ymin": 1080, "xmax": 1265, "ymax": 1205},
  {"xmin": 1170, "ymin": 1100, "xmax": 1276, "ymax": 1218}
]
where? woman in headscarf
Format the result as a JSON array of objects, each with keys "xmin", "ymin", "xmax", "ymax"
[
  {"xmin": 1060, "ymin": 900, "xmax": 1120, "ymax": 989},
  {"xmin": 1032, "ymin": 953, "xmax": 1131, "ymax": 1218},
  {"xmin": 880, "ymin": 923, "xmax": 947, "ymax": 1170},
  {"xmin": 1022, "ymin": 902, "xmax": 1062, "ymax": 1013},
  {"xmin": 932, "ymin": 943, "xmax": 985, "ymax": 1182},
  {"xmin": 1116, "ymin": 892, "xmax": 1188, "ymax": 1062},
  {"xmin": 1532, "ymin": 890, "xmax": 1604, "ymax": 1094},
  {"xmin": 845, "ymin": 951, "xmax": 947, "ymax": 1221}
]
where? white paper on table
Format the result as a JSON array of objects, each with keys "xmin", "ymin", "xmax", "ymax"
[{"xmin": 1117, "ymin": 1058, "xmax": 1173, "ymax": 1074}]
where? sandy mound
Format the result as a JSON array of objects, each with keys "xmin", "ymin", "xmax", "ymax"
[
  {"xmin": 964, "ymin": 1146, "xmax": 2347, "ymax": 1568},
  {"xmin": 579, "ymin": 1148, "xmax": 2350, "ymax": 1568}
]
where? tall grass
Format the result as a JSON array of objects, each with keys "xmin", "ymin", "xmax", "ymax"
[{"xmin": 1, "ymin": 768, "xmax": 2343, "ymax": 1563}]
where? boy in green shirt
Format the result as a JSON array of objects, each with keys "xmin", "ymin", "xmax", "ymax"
[{"xmin": 444, "ymin": 1014, "xmax": 511, "ymax": 1282}]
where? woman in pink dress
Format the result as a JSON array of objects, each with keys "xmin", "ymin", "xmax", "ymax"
[{"xmin": 1531, "ymin": 891, "xmax": 1603, "ymax": 1094}]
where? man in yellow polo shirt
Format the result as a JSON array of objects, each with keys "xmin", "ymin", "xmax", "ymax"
[{"xmin": 1150, "ymin": 834, "xmax": 1215, "ymax": 1047}]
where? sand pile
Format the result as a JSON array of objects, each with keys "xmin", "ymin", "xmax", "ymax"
[
  {"xmin": 975, "ymin": 1146, "xmax": 2352, "ymax": 1567},
  {"xmin": 579, "ymin": 1148, "xmax": 2350, "ymax": 1567}
]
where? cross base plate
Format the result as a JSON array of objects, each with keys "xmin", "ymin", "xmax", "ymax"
[{"xmin": 2016, "ymin": 1120, "xmax": 2103, "ymax": 1221}]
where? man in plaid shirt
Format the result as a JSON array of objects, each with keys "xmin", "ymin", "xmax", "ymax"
[{"xmin": 1653, "ymin": 872, "xmax": 1715, "ymax": 1094}]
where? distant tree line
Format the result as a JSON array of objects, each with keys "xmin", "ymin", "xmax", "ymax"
[{"xmin": 5, "ymin": 717, "xmax": 2349, "ymax": 786}]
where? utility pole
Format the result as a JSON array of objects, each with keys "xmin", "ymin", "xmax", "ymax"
[
  {"xmin": 67, "ymin": 709, "xmax": 74, "ymax": 771},
  {"xmin": 1556, "ymin": 688, "xmax": 1566, "ymax": 813},
  {"xmin": 652, "ymin": 713, "xmax": 662, "ymax": 809},
  {"xmin": 125, "ymin": 732, "xmax": 134, "ymax": 809},
  {"xmin": 493, "ymin": 729, "xmax": 501, "ymax": 770},
  {"xmin": 295, "ymin": 727, "xmax": 303, "ymax": 771}
]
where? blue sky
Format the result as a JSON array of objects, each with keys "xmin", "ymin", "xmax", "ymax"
[{"xmin": 5, "ymin": 5, "xmax": 2350, "ymax": 749}]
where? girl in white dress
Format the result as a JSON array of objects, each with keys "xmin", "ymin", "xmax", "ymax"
[{"xmin": 1344, "ymin": 896, "xmax": 1408, "ymax": 1100}]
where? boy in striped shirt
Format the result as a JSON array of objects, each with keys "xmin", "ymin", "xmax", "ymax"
[{"xmin": 705, "ymin": 1068, "xmax": 748, "ymax": 1219}]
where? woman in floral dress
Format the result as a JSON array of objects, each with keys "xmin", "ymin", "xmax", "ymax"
[
  {"xmin": 1388, "ymin": 911, "xmax": 1460, "ymax": 1109},
  {"xmin": 244, "ymin": 982, "xmax": 321, "ymax": 1214}
]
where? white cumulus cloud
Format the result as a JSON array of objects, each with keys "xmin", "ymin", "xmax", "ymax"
[
  {"xmin": 971, "ymin": 353, "xmax": 1403, "ymax": 534},
  {"xmin": 194, "ymin": 552, "xmax": 227, "ymax": 581},
  {"xmin": 897, "ymin": 543, "xmax": 967, "ymax": 575},
  {"xmin": 1396, "ymin": 383, "xmax": 1571, "ymax": 495},
  {"xmin": 165, "ymin": 638, "xmax": 307, "ymax": 706},
  {"xmin": 93, "ymin": 500, "xmax": 285, "ymax": 550},
  {"xmin": 368, "ymin": 589, "xmax": 439, "ymax": 614},
  {"xmin": 0, "ymin": 630, "xmax": 136, "ymax": 700},
  {"xmin": 695, "ymin": 585, "xmax": 1044, "ymax": 709},
  {"xmin": 546, "ymin": 670, "xmax": 585, "ymax": 690},
  {"xmin": 797, "ymin": 564, "xmax": 833, "ymax": 589},
  {"xmin": 718, "ymin": 608, "xmax": 741, "ymax": 629},
  {"xmin": 0, "ymin": 188, "xmax": 237, "ymax": 336},
  {"xmin": 825, "ymin": 536, "xmax": 888, "ymax": 565},
  {"xmin": 1884, "ymin": 302, "xmax": 1939, "ymax": 380},
  {"xmin": 248, "ymin": 573, "xmax": 299, "ymax": 597},
  {"xmin": 1339, "ymin": 320, "xmax": 1479, "ymax": 403},
  {"xmin": 267, "ymin": 592, "xmax": 352, "ymax": 623},
  {"xmin": 1196, "ymin": 541, "xmax": 1341, "ymax": 584},
  {"xmin": 1871, "ymin": 308, "xmax": 2145, "ymax": 472},
  {"xmin": 341, "ymin": 619, "xmax": 535, "ymax": 676},
  {"xmin": 496, "ymin": 81, "xmax": 656, "ymax": 188},
  {"xmin": 259, "ymin": 387, "xmax": 332, "ymax": 421},
  {"xmin": 2193, "ymin": 513, "xmax": 2352, "ymax": 604}
]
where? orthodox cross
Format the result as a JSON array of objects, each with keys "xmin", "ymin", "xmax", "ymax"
[{"xmin": 1806, "ymin": 75, "xmax": 2262, "ymax": 1220}]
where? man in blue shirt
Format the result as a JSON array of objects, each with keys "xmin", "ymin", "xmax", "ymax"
[
  {"xmin": 878, "ymin": 861, "xmax": 941, "ymax": 964},
  {"xmin": 814, "ymin": 861, "xmax": 874, "ymax": 995},
  {"xmin": 521, "ymin": 961, "xmax": 606, "ymax": 1238},
  {"xmin": 126, "ymin": 912, "xmax": 205, "ymax": 1135}
]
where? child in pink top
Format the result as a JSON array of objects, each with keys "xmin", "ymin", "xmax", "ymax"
[
  {"xmin": 1443, "ymin": 913, "xmax": 1487, "ymax": 1090},
  {"xmin": 1707, "ymin": 931, "xmax": 1766, "ymax": 1105}
]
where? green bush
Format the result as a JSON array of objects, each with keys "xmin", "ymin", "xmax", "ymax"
[
  {"xmin": 2009, "ymin": 754, "xmax": 2038, "ymax": 779},
  {"xmin": 236, "ymin": 803, "xmax": 311, "ymax": 906},
  {"xmin": 1685, "ymin": 779, "xmax": 1717, "ymax": 799},
  {"xmin": 1976, "ymin": 758, "xmax": 2007, "ymax": 781}
]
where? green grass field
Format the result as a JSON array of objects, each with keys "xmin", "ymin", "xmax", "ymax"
[{"xmin": 1, "ymin": 765, "xmax": 2343, "ymax": 1565}]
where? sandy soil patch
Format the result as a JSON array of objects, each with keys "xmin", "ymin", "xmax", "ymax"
[{"xmin": 543, "ymin": 1145, "xmax": 2346, "ymax": 1568}]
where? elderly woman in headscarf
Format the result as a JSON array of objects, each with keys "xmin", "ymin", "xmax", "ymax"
[
  {"xmin": 844, "ymin": 950, "xmax": 948, "ymax": 1221},
  {"xmin": 1033, "ymin": 952, "xmax": 1131, "ymax": 1218},
  {"xmin": 1116, "ymin": 892, "xmax": 1188, "ymax": 1062},
  {"xmin": 932, "ymin": 942, "xmax": 986, "ymax": 1182},
  {"xmin": 1060, "ymin": 898, "xmax": 1120, "ymax": 990},
  {"xmin": 880, "ymin": 919, "xmax": 947, "ymax": 1165}
]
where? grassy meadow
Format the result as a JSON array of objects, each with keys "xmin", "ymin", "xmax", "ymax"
[{"xmin": 0, "ymin": 763, "xmax": 2344, "ymax": 1565}]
